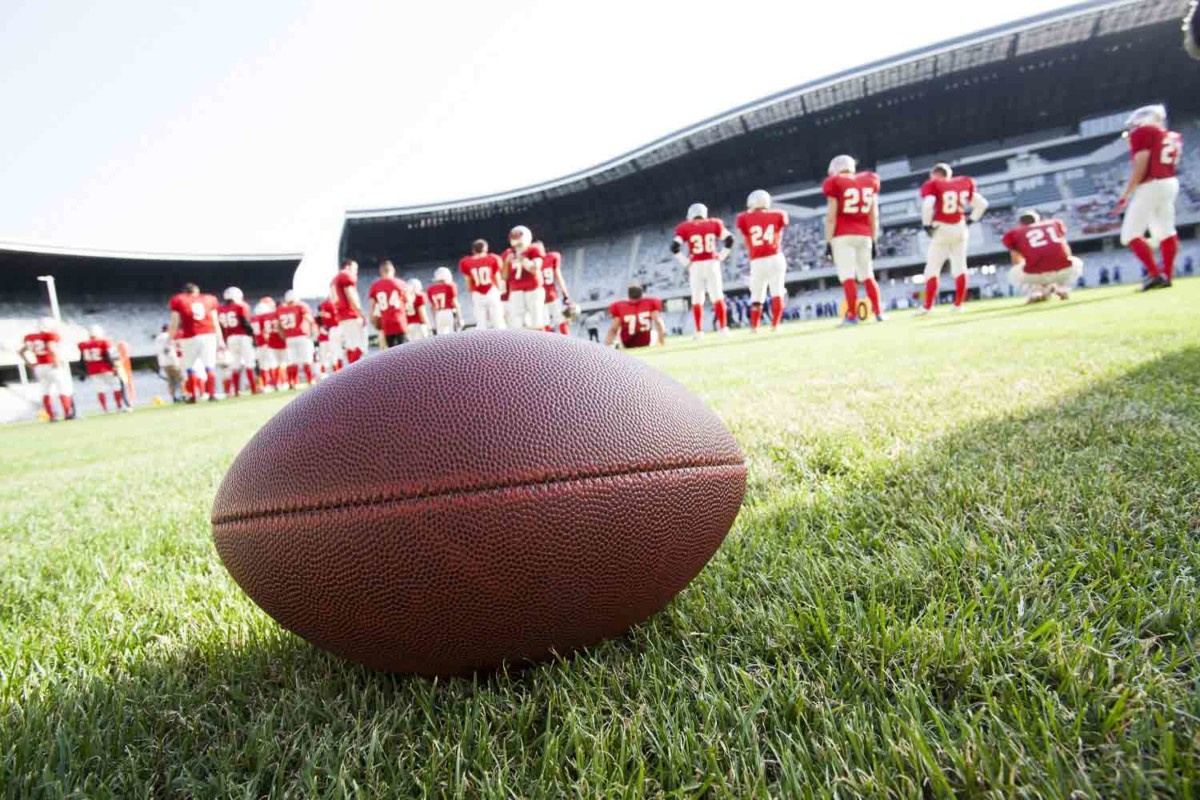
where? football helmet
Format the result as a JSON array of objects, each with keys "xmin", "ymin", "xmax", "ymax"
[
  {"xmin": 1124, "ymin": 104, "xmax": 1167, "ymax": 131},
  {"xmin": 283, "ymin": 289, "xmax": 297, "ymax": 303},
  {"xmin": 509, "ymin": 225, "xmax": 532, "ymax": 251},
  {"xmin": 1019, "ymin": 209, "xmax": 1041, "ymax": 225},
  {"xmin": 88, "ymin": 324, "xmax": 104, "ymax": 338},
  {"xmin": 828, "ymin": 155, "xmax": 856, "ymax": 175},
  {"xmin": 36, "ymin": 316, "xmax": 55, "ymax": 332},
  {"xmin": 687, "ymin": 203, "xmax": 708, "ymax": 220},
  {"xmin": 746, "ymin": 190, "xmax": 771, "ymax": 210},
  {"xmin": 433, "ymin": 266, "xmax": 454, "ymax": 284},
  {"xmin": 223, "ymin": 286, "xmax": 243, "ymax": 302},
  {"xmin": 408, "ymin": 278, "xmax": 423, "ymax": 293}
]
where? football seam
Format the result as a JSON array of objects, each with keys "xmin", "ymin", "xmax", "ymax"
[{"xmin": 212, "ymin": 459, "xmax": 746, "ymax": 526}]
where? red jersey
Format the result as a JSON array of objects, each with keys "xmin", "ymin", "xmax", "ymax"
[
  {"xmin": 1001, "ymin": 219, "xmax": 1072, "ymax": 275},
  {"xmin": 77, "ymin": 337, "xmax": 115, "ymax": 375},
  {"xmin": 217, "ymin": 301, "xmax": 253, "ymax": 339},
  {"xmin": 822, "ymin": 172, "xmax": 880, "ymax": 238},
  {"xmin": 330, "ymin": 270, "xmax": 361, "ymax": 321},
  {"xmin": 459, "ymin": 254, "xmax": 503, "ymax": 294},
  {"xmin": 674, "ymin": 218, "xmax": 725, "ymax": 262},
  {"xmin": 735, "ymin": 209, "xmax": 791, "ymax": 258},
  {"xmin": 23, "ymin": 331, "xmax": 60, "ymax": 366},
  {"xmin": 503, "ymin": 243, "xmax": 546, "ymax": 291},
  {"xmin": 368, "ymin": 277, "xmax": 409, "ymax": 336},
  {"xmin": 277, "ymin": 301, "xmax": 312, "ymax": 338},
  {"xmin": 252, "ymin": 311, "xmax": 285, "ymax": 349},
  {"xmin": 1128, "ymin": 125, "xmax": 1183, "ymax": 183},
  {"xmin": 427, "ymin": 282, "xmax": 457, "ymax": 312},
  {"xmin": 405, "ymin": 291, "xmax": 427, "ymax": 326},
  {"xmin": 168, "ymin": 292, "xmax": 219, "ymax": 337},
  {"xmin": 249, "ymin": 314, "xmax": 267, "ymax": 347},
  {"xmin": 920, "ymin": 176, "xmax": 977, "ymax": 225},
  {"xmin": 540, "ymin": 251, "xmax": 563, "ymax": 301},
  {"xmin": 609, "ymin": 297, "xmax": 663, "ymax": 349}
]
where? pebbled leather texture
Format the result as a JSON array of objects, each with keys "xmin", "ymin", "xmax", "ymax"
[{"xmin": 212, "ymin": 329, "xmax": 746, "ymax": 676}]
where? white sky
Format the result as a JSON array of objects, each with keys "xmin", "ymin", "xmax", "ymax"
[{"xmin": 0, "ymin": 0, "xmax": 1076, "ymax": 293}]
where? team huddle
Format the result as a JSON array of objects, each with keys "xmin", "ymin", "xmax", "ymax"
[{"xmin": 18, "ymin": 105, "xmax": 1185, "ymax": 418}]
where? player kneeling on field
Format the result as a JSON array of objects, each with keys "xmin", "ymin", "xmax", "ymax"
[
  {"xmin": 1002, "ymin": 211, "xmax": 1083, "ymax": 303},
  {"xmin": 427, "ymin": 268, "xmax": 462, "ymax": 335},
  {"xmin": 606, "ymin": 283, "xmax": 665, "ymax": 349}
]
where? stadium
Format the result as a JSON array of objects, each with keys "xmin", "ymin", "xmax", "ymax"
[{"xmin": 4, "ymin": 0, "xmax": 1200, "ymax": 796}]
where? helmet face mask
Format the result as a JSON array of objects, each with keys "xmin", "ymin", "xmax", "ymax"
[{"xmin": 687, "ymin": 203, "xmax": 708, "ymax": 220}]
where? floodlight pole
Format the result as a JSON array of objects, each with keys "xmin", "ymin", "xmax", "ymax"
[{"xmin": 37, "ymin": 275, "xmax": 61, "ymax": 323}]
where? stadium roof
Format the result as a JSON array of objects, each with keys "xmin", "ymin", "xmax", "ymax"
[
  {"xmin": 0, "ymin": 241, "xmax": 301, "ymax": 300},
  {"xmin": 342, "ymin": 0, "xmax": 1199, "ymax": 264}
]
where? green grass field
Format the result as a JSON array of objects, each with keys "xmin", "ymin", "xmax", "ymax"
[{"xmin": 3, "ymin": 283, "xmax": 1200, "ymax": 798}]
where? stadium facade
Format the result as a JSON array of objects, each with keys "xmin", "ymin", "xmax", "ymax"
[{"xmin": 341, "ymin": 0, "xmax": 1200, "ymax": 302}]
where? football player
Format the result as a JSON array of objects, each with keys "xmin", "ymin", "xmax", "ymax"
[
  {"xmin": 537, "ymin": 243, "xmax": 573, "ymax": 334},
  {"xmin": 1002, "ymin": 210, "xmax": 1083, "ymax": 303},
  {"xmin": 502, "ymin": 225, "xmax": 547, "ymax": 330},
  {"xmin": 278, "ymin": 290, "xmax": 316, "ymax": 388},
  {"xmin": 1114, "ymin": 104, "xmax": 1183, "ymax": 290},
  {"xmin": 736, "ymin": 189, "xmax": 790, "ymax": 332},
  {"xmin": 331, "ymin": 258, "xmax": 367, "ymax": 363},
  {"xmin": 78, "ymin": 325, "xmax": 131, "ymax": 413},
  {"xmin": 368, "ymin": 260, "xmax": 410, "ymax": 348},
  {"xmin": 918, "ymin": 163, "xmax": 989, "ymax": 313},
  {"xmin": 672, "ymin": 203, "xmax": 732, "ymax": 338},
  {"xmin": 606, "ymin": 283, "xmax": 666, "ymax": 349},
  {"xmin": 250, "ymin": 298, "xmax": 279, "ymax": 392},
  {"xmin": 154, "ymin": 324, "xmax": 183, "ymax": 402},
  {"xmin": 459, "ymin": 239, "xmax": 506, "ymax": 330},
  {"xmin": 167, "ymin": 282, "xmax": 224, "ymax": 402},
  {"xmin": 266, "ymin": 299, "xmax": 288, "ymax": 388},
  {"xmin": 821, "ymin": 156, "xmax": 883, "ymax": 326},
  {"xmin": 217, "ymin": 286, "xmax": 258, "ymax": 396},
  {"xmin": 21, "ymin": 318, "xmax": 74, "ymax": 421},
  {"xmin": 427, "ymin": 268, "xmax": 461, "ymax": 335},
  {"xmin": 405, "ymin": 279, "xmax": 431, "ymax": 340},
  {"xmin": 317, "ymin": 297, "xmax": 342, "ymax": 372}
]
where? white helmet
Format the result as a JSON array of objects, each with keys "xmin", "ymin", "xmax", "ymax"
[
  {"xmin": 1019, "ymin": 209, "xmax": 1042, "ymax": 224},
  {"xmin": 828, "ymin": 154, "xmax": 857, "ymax": 175},
  {"xmin": 283, "ymin": 289, "xmax": 297, "ymax": 303},
  {"xmin": 408, "ymin": 278, "xmax": 423, "ymax": 293},
  {"xmin": 253, "ymin": 301, "xmax": 272, "ymax": 316},
  {"xmin": 223, "ymin": 286, "xmax": 243, "ymax": 302},
  {"xmin": 88, "ymin": 324, "xmax": 104, "ymax": 338},
  {"xmin": 746, "ymin": 190, "xmax": 771, "ymax": 210},
  {"xmin": 687, "ymin": 203, "xmax": 708, "ymax": 220},
  {"xmin": 36, "ymin": 316, "xmax": 55, "ymax": 332},
  {"xmin": 509, "ymin": 225, "xmax": 532, "ymax": 251},
  {"xmin": 1125, "ymin": 104, "xmax": 1167, "ymax": 131},
  {"xmin": 433, "ymin": 266, "xmax": 453, "ymax": 284}
]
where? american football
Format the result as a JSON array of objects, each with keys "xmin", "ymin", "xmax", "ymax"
[
  {"xmin": 3, "ymin": 0, "xmax": 1200, "ymax": 796},
  {"xmin": 212, "ymin": 330, "xmax": 745, "ymax": 675}
]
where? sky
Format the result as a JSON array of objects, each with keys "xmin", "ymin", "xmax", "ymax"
[{"xmin": 0, "ymin": 0, "xmax": 1078, "ymax": 292}]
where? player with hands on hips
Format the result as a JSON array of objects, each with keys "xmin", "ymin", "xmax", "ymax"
[
  {"xmin": 822, "ymin": 155, "xmax": 885, "ymax": 326},
  {"xmin": 427, "ymin": 267, "xmax": 462, "ymax": 335},
  {"xmin": 672, "ymin": 203, "xmax": 732, "ymax": 338},
  {"xmin": 78, "ymin": 324, "xmax": 132, "ymax": 413},
  {"xmin": 736, "ymin": 189, "xmax": 789, "ymax": 333},
  {"xmin": 21, "ymin": 317, "xmax": 75, "ymax": 421},
  {"xmin": 918, "ymin": 163, "xmax": 988, "ymax": 314},
  {"xmin": 1114, "ymin": 104, "xmax": 1183, "ymax": 291}
]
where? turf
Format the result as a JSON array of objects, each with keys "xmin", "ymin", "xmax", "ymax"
[{"xmin": 3, "ymin": 282, "xmax": 1200, "ymax": 798}]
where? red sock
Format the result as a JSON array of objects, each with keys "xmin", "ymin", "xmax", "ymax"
[
  {"xmin": 188, "ymin": 374, "xmax": 200, "ymax": 400},
  {"xmin": 335, "ymin": 359, "xmax": 343, "ymax": 372},
  {"xmin": 115, "ymin": 390, "xmax": 125, "ymax": 408},
  {"xmin": 247, "ymin": 369, "xmax": 258, "ymax": 394},
  {"xmin": 303, "ymin": 365, "xmax": 314, "ymax": 384},
  {"xmin": 222, "ymin": 378, "xmax": 232, "ymax": 396},
  {"xmin": 42, "ymin": 396, "xmax": 54, "ymax": 418},
  {"xmin": 842, "ymin": 280, "xmax": 859, "ymax": 320},
  {"xmin": 692, "ymin": 304, "xmax": 703, "ymax": 332},
  {"xmin": 558, "ymin": 322, "xmax": 569, "ymax": 335},
  {"xmin": 864, "ymin": 279, "xmax": 882, "ymax": 317},
  {"xmin": 287, "ymin": 365, "xmax": 298, "ymax": 387},
  {"xmin": 60, "ymin": 395, "xmax": 73, "ymax": 417},
  {"xmin": 770, "ymin": 296, "xmax": 784, "ymax": 327},
  {"xmin": 231, "ymin": 371, "xmax": 241, "ymax": 396},
  {"xmin": 97, "ymin": 393, "xmax": 108, "ymax": 412},
  {"xmin": 749, "ymin": 304, "xmax": 762, "ymax": 330},
  {"xmin": 954, "ymin": 274, "xmax": 968, "ymax": 307},
  {"xmin": 1161, "ymin": 235, "xmax": 1179, "ymax": 281},
  {"xmin": 350, "ymin": 349, "xmax": 364, "ymax": 364},
  {"xmin": 714, "ymin": 299, "xmax": 727, "ymax": 330},
  {"xmin": 275, "ymin": 367, "xmax": 284, "ymax": 386},
  {"xmin": 1129, "ymin": 238, "xmax": 1160, "ymax": 278},
  {"xmin": 205, "ymin": 372, "xmax": 216, "ymax": 398},
  {"xmin": 924, "ymin": 277, "xmax": 938, "ymax": 310}
]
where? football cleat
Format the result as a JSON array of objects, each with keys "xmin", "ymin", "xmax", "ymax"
[
  {"xmin": 746, "ymin": 190, "xmax": 771, "ymax": 210},
  {"xmin": 839, "ymin": 318, "xmax": 858, "ymax": 327},
  {"xmin": 687, "ymin": 203, "xmax": 708, "ymax": 220}
]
